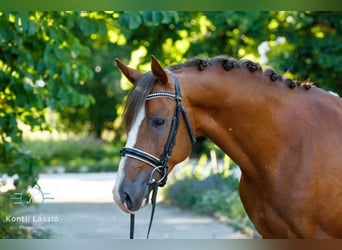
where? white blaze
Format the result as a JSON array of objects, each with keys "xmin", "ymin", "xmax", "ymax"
[{"xmin": 113, "ymin": 105, "xmax": 146, "ymax": 212}]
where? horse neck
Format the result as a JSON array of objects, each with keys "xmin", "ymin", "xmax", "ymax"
[{"xmin": 180, "ymin": 67, "xmax": 297, "ymax": 180}]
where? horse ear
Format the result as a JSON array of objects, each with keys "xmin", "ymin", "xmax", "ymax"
[
  {"xmin": 115, "ymin": 59, "xmax": 142, "ymax": 84},
  {"xmin": 151, "ymin": 55, "xmax": 168, "ymax": 84}
]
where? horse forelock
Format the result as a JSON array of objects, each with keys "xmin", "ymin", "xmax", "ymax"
[{"xmin": 124, "ymin": 72, "xmax": 155, "ymax": 132}]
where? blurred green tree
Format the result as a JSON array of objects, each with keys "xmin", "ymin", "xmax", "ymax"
[
  {"xmin": 0, "ymin": 11, "xmax": 95, "ymax": 190},
  {"xmin": 39, "ymin": 11, "xmax": 342, "ymax": 143},
  {"xmin": 1, "ymin": 10, "xmax": 341, "ymax": 191},
  {"xmin": 1, "ymin": 11, "xmax": 341, "ymax": 237},
  {"xmin": 265, "ymin": 11, "xmax": 342, "ymax": 94},
  {"xmin": 2, "ymin": 10, "xmax": 342, "ymax": 189},
  {"xmin": 0, "ymin": 11, "xmax": 95, "ymax": 237}
]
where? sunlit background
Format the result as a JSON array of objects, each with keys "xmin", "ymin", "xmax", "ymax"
[{"xmin": 1, "ymin": 11, "xmax": 341, "ymax": 238}]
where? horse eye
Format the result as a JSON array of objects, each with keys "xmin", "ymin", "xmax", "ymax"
[{"xmin": 152, "ymin": 118, "xmax": 166, "ymax": 128}]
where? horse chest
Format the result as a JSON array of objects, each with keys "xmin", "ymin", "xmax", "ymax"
[
  {"xmin": 239, "ymin": 176, "xmax": 295, "ymax": 238},
  {"xmin": 239, "ymin": 172, "xmax": 341, "ymax": 238}
]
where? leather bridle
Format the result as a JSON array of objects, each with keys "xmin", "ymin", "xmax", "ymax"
[{"xmin": 120, "ymin": 70, "xmax": 196, "ymax": 239}]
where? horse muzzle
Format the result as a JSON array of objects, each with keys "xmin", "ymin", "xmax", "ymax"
[{"xmin": 113, "ymin": 179, "xmax": 150, "ymax": 213}]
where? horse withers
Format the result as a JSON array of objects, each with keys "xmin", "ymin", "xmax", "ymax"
[{"xmin": 113, "ymin": 55, "xmax": 342, "ymax": 238}]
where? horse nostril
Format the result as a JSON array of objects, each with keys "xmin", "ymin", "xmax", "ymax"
[
  {"xmin": 119, "ymin": 180, "xmax": 149, "ymax": 212},
  {"xmin": 123, "ymin": 193, "xmax": 133, "ymax": 209},
  {"xmin": 121, "ymin": 190, "xmax": 143, "ymax": 212}
]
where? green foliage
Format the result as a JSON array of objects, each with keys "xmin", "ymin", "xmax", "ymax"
[
  {"xmin": 0, "ymin": 11, "xmax": 95, "ymax": 187},
  {"xmin": 265, "ymin": 12, "xmax": 342, "ymax": 94},
  {"xmin": 164, "ymin": 172, "xmax": 254, "ymax": 231},
  {"xmin": 163, "ymin": 153, "xmax": 254, "ymax": 231},
  {"xmin": 118, "ymin": 11, "xmax": 179, "ymax": 31},
  {"xmin": 0, "ymin": 11, "xmax": 96, "ymax": 237}
]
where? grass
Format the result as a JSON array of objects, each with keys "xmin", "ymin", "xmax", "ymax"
[{"xmin": 23, "ymin": 137, "xmax": 121, "ymax": 173}]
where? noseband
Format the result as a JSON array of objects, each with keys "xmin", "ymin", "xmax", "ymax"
[{"xmin": 120, "ymin": 70, "xmax": 196, "ymax": 239}]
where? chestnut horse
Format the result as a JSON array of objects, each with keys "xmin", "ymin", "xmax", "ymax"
[{"xmin": 113, "ymin": 55, "xmax": 342, "ymax": 238}]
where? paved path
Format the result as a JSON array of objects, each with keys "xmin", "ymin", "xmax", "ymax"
[{"xmin": 26, "ymin": 173, "xmax": 250, "ymax": 239}]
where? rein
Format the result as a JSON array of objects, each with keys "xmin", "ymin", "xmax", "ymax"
[{"xmin": 120, "ymin": 70, "xmax": 196, "ymax": 239}]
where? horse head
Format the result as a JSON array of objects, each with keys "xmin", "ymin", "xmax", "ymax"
[{"xmin": 113, "ymin": 56, "xmax": 195, "ymax": 213}]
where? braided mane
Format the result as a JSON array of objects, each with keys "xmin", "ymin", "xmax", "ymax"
[
  {"xmin": 168, "ymin": 55, "xmax": 314, "ymax": 90},
  {"xmin": 124, "ymin": 55, "xmax": 317, "ymax": 131}
]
